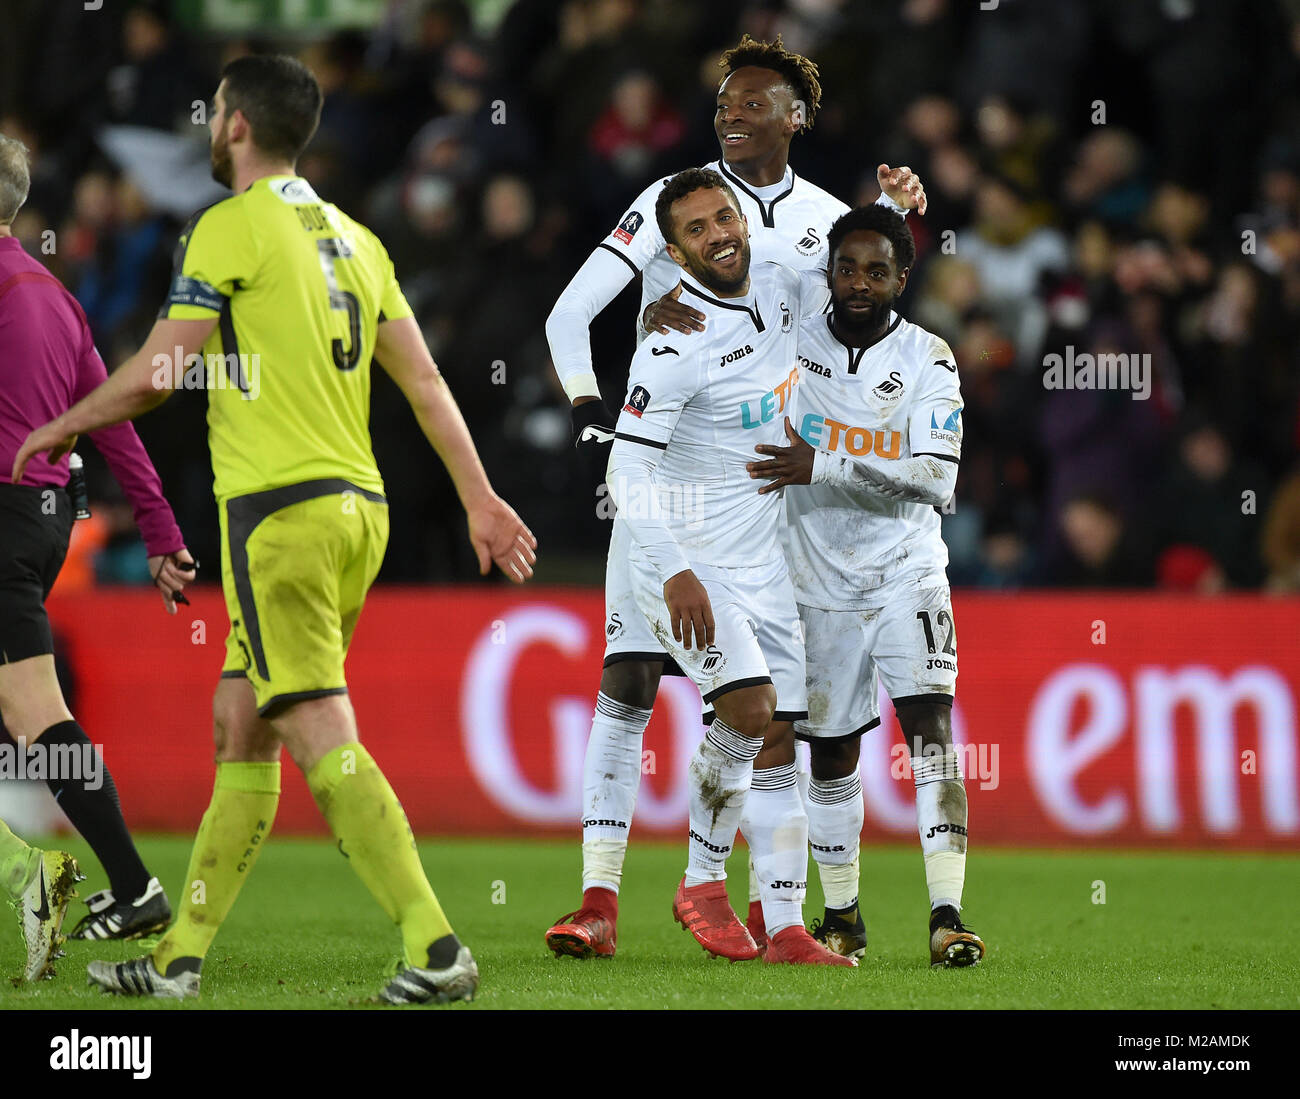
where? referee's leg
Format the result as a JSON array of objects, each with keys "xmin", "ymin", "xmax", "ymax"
[
  {"xmin": 0, "ymin": 653, "xmax": 156, "ymax": 910},
  {"xmin": 151, "ymin": 675, "xmax": 281, "ymax": 974}
]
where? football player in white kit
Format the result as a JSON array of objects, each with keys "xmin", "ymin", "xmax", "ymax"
[
  {"xmin": 606, "ymin": 168, "xmax": 853, "ymax": 966},
  {"xmin": 544, "ymin": 35, "xmax": 925, "ymax": 962},
  {"xmin": 748, "ymin": 204, "xmax": 986, "ymax": 967}
]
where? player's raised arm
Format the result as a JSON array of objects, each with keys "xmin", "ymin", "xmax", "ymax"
[
  {"xmin": 546, "ymin": 176, "xmax": 678, "ymax": 446},
  {"xmin": 374, "ymin": 314, "xmax": 536, "ymax": 583}
]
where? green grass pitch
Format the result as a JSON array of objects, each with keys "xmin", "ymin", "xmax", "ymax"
[{"xmin": 4, "ymin": 836, "xmax": 1297, "ymax": 1009}]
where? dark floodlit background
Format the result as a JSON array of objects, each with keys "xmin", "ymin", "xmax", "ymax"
[{"xmin": 2, "ymin": 0, "xmax": 1299, "ymax": 594}]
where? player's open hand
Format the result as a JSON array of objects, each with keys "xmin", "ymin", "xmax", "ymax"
[
  {"xmin": 643, "ymin": 283, "xmax": 706, "ymax": 335},
  {"xmin": 149, "ymin": 549, "xmax": 197, "ymax": 616},
  {"xmin": 747, "ymin": 416, "xmax": 814, "ymax": 494},
  {"xmin": 11, "ymin": 421, "xmax": 78, "ymax": 484},
  {"xmin": 663, "ymin": 569, "xmax": 714, "ymax": 651},
  {"xmin": 468, "ymin": 494, "xmax": 538, "ymax": 583},
  {"xmin": 877, "ymin": 164, "xmax": 927, "ymax": 215}
]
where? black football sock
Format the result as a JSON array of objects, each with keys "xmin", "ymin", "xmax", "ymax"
[{"xmin": 38, "ymin": 720, "xmax": 150, "ymax": 900}]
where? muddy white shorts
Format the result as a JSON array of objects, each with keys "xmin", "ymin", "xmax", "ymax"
[
  {"xmin": 795, "ymin": 579, "xmax": 956, "ymax": 741},
  {"xmin": 627, "ymin": 550, "xmax": 808, "ymax": 722}
]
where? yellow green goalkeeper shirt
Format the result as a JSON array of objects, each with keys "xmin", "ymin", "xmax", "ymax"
[{"xmin": 159, "ymin": 175, "xmax": 412, "ymax": 502}]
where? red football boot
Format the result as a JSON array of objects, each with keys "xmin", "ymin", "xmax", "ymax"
[
  {"xmin": 764, "ymin": 925, "xmax": 858, "ymax": 967},
  {"xmin": 746, "ymin": 900, "xmax": 768, "ymax": 954},
  {"xmin": 672, "ymin": 878, "xmax": 760, "ymax": 961},
  {"xmin": 545, "ymin": 887, "xmax": 617, "ymax": 959}
]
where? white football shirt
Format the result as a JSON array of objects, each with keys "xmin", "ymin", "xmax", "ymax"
[
  {"xmin": 784, "ymin": 311, "xmax": 963, "ymax": 608},
  {"xmin": 607, "ymin": 261, "xmax": 819, "ymax": 578},
  {"xmin": 599, "ymin": 161, "xmax": 850, "ymax": 331}
]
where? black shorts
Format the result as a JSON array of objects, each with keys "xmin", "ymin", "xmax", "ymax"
[{"xmin": 0, "ymin": 483, "xmax": 72, "ymax": 665}]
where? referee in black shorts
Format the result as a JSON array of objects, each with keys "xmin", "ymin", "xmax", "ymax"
[{"xmin": 0, "ymin": 132, "xmax": 193, "ymax": 940}]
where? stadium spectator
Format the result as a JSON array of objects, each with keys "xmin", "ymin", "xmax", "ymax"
[
  {"xmin": 1051, "ymin": 494, "xmax": 1154, "ymax": 588},
  {"xmin": 1262, "ymin": 466, "xmax": 1300, "ymax": 591}
]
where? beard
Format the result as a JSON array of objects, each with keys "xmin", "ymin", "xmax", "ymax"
[
  {"xmin": 210, "ymin": 130, "xmax": 233, "ymax": 189},
  {"xmin": 683, "ymin": 236, "xmax": 751, "ymax": 295},
  {"xmin": 831, "ymin": 292, "xmax": 894, "ymax": 337}
]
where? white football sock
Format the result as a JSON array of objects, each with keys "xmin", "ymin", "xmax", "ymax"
[
  {"xmin": 685, "ymin": 719, "xmax": 762, "ymax": 885},
  {"xmin": 808, "ymin": 771, "xmax": 863, "ymax": 911},
  {"xmin": 746, "ymin": 763, "xmax": 808, "ymax": 936},
  {"xmin": 580, "ymin": 692, "xmax": 651, "ymax": 893},
  {"xmin": 913, "ymin": 746, "xmax": 968, "ymax": 911}
]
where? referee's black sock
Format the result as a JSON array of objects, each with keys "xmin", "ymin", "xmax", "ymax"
[{"xmin": 37, "ymin": 720, "xmax": 151, "ymax": 901}]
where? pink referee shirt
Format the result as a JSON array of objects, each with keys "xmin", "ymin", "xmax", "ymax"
[{"xmin": 0, "ymin": 236, "xmax": 183, "ymax": 556}]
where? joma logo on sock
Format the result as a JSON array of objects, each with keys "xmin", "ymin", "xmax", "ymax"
[
  {"xmin": 688, "ymin": 829, "xmax": 730, "ymax": 855},
  {"xmin": 582, "ymin": 818, "xmax": 628, "ymax": 828},
  {"xmin": 50, "ymin": 1031, "xmax": 151, "ymax": 1079},
  {"xmin": 767, "ymin": 879, "xmax": 807, "ymax": 890},
  {"xmin": 810, "ymin": 842, "xmax": 846, "ymax": 853},
  {"xmin": 925, "ymin": 823, "xmax": 968, "ymax": 840}
]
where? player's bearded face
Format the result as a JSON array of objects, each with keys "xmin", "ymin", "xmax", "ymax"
[
  {"xmin": 830, "ymin": 230, "xmax": 906, "ymax": 333},
  {"xmin": 670, "ymin": 191, "xmax": 751, "ymax": 294},
  {"xmin": 832, "ymin": 283, "xmax": 893, "ymax": 331},
  {"xmin": 682, "ymin": 231, "xmax": 751, "ymax": 293},
  {"xmin": 210, "ymin": 118, "xmax": 233, "ymax": 188}
]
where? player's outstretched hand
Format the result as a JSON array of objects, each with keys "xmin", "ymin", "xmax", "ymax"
[
  {"xmin": 663, "ymin": 569, "xmax": 714, "ymax": 651},
  {"xmin": 747, "ymin": 417, "xmax": 814, "ymax": 494},
  {"xmin": 11, "ymin": 421, "xmax": 78, "ymax": 484},
  {"xmin": 468, "ymin": 494, "xmax": 538, "ymax": 583},
  {"xmin": 642, "ymin": 283, "xmax": 706, "ymax": 335},
  {"xmin": 877, "ymin": 163, "xmax": 927, "ymax": 216},
  {"xmin": 149, "ymin": 549, "xmax": 197, "ymax": 616}
]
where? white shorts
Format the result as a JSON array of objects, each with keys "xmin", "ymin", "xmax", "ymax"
[
  {"xmin": 796, "ymin": 579, "xmax": 957, "ymax": 741},
  {"xmin": 627, "ymin": 550, "xmax": 808, "ymax": 721},
  {"xmin": 603, "ymin": 517, "xmax": 683, "ymax": 673}
]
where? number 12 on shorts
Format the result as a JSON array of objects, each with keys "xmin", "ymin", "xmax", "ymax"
[{"xmin": 916, "ymin": 608, "xmax": 956, "ymax": 655}]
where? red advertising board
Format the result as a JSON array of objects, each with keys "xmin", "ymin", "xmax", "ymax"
[{"xmin": 41, "ymin": 588, "xmax": 1300, "ymax": 849}]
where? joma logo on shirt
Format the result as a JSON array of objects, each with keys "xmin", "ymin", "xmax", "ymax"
[
  {"xmin": 720, "ymin": 344, "xmax": 754, "ymax": 367},
  {"xmin": 799, "ymin": 412, "xmax": 901, "ymax": 458},
  {"xmin": 798, "ymin": 355, "xmax": 831, "ymax": 378},
  {"xmin": 740, "ymin": 366, "xmax": 800, "ymax": 428}
]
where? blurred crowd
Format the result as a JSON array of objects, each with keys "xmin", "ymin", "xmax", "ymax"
[{"xmin": 3, "ymin": 0, "xmax": 1300, "ymax": 592}]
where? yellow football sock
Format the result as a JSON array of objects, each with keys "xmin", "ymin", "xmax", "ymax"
[
  {"xmin": 307, "ymin": 744, "xmax": 452, "ymax": 966},
  {"xmin": 153, "ymin": 761, "xmax": 280, "ymax": 973}
]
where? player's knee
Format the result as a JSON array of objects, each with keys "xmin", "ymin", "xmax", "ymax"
[
  {"xmin": 599, "ymin": 660, "xmax": 661, "ymax": 710},
  {"xmin": 896, "ymin": 701, "xmax": 952, "ymax": 754},
  {"xmin": 713, "ymin": 682, "xmax": 776, "ymax": 739},
  {"xmin": 810, "ymin": 736, "xmax": 860, "ymax": 780}
]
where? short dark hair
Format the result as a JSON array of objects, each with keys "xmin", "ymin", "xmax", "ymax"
[
  {"xmin": 827, "ymin": 205, "xmax": 916, "ymax": 272},
  {"xmin": 719, "ymin": 34, "xmax": 822, "ymax": 132},
  {"xmin": 655, "ymin": 167, "xmax": 742, "ymax": 247},
  {"xmin": 220, "ymin": 54, "xmax": 323, "ymax": 163}
]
